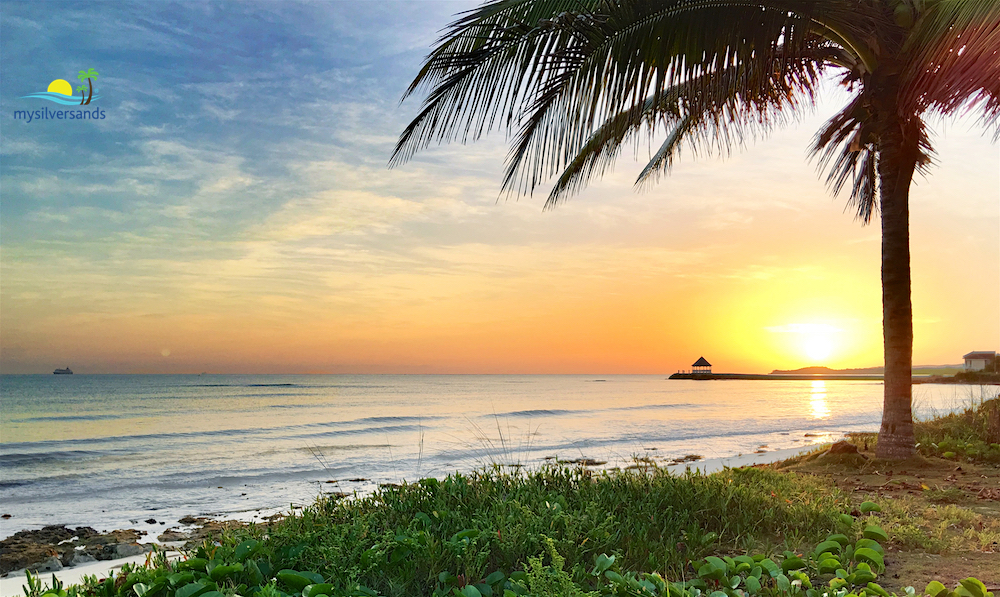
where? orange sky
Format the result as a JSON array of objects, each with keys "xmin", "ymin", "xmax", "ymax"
[
  {"xmin": 1, "ymin": 5, "xmax": 997, "ymax": 375},
  {"xmin": 3, "ymin": 106, "xmax": 995, "ymax": 374}
]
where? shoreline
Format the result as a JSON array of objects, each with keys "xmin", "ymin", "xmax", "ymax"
[{"xmin": 0, "ymin": 444, "xmax": 818, "ymax": 597}]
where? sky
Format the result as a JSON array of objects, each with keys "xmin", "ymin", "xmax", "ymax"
[{"xmin": 1, "ymin": 1, "xmax": 997, "ymax": 375}]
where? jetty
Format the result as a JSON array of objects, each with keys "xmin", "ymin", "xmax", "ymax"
[{"xmin": 668, "ymin": 372, "xmax": 884, "ymax": 381}]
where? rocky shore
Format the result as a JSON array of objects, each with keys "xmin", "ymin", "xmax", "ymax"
[{"xmin": 0, "ymin": 516, "xmax": 272, "ymax": 577}]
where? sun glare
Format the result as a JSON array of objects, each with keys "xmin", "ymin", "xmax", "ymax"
[
  {"xmin": 803, "ymin": 334, "xmax": 833, "ymax": 362},
  {"xmin": 810, "ymin": 380, "xmax": 830, "ymax": 419},
  {"xmin": 765, "ymin": 322, "xmax": 842, "ymax": 364}
]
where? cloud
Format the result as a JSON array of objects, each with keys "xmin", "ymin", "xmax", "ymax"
[
  {"xmin": 0, "ymin": 139, "xmax": 49, "ymax": 156},
  {"xmin": 256, "ymin": 190, "xmax": 426, "ymax": 240}
]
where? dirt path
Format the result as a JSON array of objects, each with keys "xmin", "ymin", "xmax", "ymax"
[{"xmin": 776, "ymin": 442, "xmax": 1000, "ymax": 589}]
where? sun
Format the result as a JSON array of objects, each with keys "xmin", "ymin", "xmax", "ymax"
[
  {"xmin": 47, "ymin": 79, "xmax": 73, "ymax": 96},
  {"xmin": 803, "ymin": 334, "xmax": 833, "ymax": 362}
]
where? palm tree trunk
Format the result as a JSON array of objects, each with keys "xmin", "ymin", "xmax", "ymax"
[
  {"xmin": 875, "ymin": 110, "xmax": 920, "ymax": 460},
  {"xmin": 86, "ymin": 78, "xmax": 93, "ymax": 105}
]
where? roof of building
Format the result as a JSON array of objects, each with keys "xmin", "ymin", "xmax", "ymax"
[
  {"xmin": 963, "ymin": 351, "xmax": 997, "ymax": 360},
  {"xmin": 692, "ymin": 356, "xmax": 712, "ymax": 367}
]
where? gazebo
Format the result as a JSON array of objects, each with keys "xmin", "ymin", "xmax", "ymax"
[{"xmin": 692, "ymin": 357, "xmax": 712, "ymax": 374}]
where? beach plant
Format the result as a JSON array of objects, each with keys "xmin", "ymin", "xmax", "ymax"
[
  {"xmin": 924, "ymin": 578, "xmax": 995, "ymax": 597},
  {"xmin": 64, "ymin": 528, "xmax": 989, "ymax": 597},
  {"xmin": 21, "ymin": 570, "xmax": 45, "ymax": 597},
  {"xmin": 390, "ymin": 0, "xmax": 1000, "ymax": 460}
]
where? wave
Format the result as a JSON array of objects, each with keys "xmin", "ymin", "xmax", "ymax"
[
  {"xmin": 0, "ymin": 415, "xmax": 436, "ymax": 455},
  {"xmin": 356, "ymin": 415, "xmax": 439, "ymax": 423},
  {"xmin": 19, "ymin": 413, "xmax": 124, "ymax": 423},
  {"xmin": 295, "ymin": 424, "xmax": 423, "ymax": 440},
  {"xmin": 294, "ymin": 443, "xmax": 393, "ymax": 453},
  {"xmin": 616, "ymin": 402, "xmax": 699, "ymax": 411},
  {"xmin": 0, "ymin": 449, "xmax": 106, "ymax": 466},
  {"xmin": 19, "ymin": 92, "xmax": 103, "ymax": 106},
  {"xmin": 194, "ymin": 383, "xmax": 300, "ymax": 387},
  {"xmin": 191, "ymin": 383, "xmax": 389, "ymax": 389},
  {"xmin": 494, "ymin": 409, "xmax": 574, "ymax": 418},
  {"xmin": 489, "ymin": 403, "xmax": 697, "ymax": 419}
]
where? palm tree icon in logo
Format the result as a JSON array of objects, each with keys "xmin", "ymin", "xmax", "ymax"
[{"xmin": 77, "ymin": 68, "xmax": 99, "ymax": 105}]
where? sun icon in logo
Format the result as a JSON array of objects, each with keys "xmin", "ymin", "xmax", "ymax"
[{"xmin": 47, "ymin": 79, "xmax": 73, "ymax": 96}]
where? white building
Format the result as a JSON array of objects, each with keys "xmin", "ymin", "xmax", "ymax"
[{"xmin": 962, "ymin": 351, "xmax": 997, "ymax": 371}]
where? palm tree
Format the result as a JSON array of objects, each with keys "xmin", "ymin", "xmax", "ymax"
[
  {"xmin": 76, "ymin": 85, "xmax": 88, "ymax": 106},
  {"xmin": 391, "ymin": 0, "xmax": 999, "ymax": 459},
  {"xmin": 77, "ymin": 68, "xmax": 99, "ymax": 105}
]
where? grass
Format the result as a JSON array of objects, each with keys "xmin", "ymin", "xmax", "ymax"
[
  {"xmin": 241, "ymin": 465, "xmax": 847, "ymax": 596},
  {"xmin": 914, "ymin": 394, "xmax": 1000, "ymax": 463}
]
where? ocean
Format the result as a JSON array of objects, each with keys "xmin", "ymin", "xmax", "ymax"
[{"xmin": 0, "ymin": 374, "xmax": 983, "ymax": 540}]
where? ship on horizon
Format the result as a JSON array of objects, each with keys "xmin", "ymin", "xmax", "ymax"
[{"xmin": 53, "ymin": 367, "xmax": 73, "ymax": 374}]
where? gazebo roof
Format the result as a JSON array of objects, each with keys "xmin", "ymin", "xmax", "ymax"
[{"xmin": 692, "ymin": 356, "xmax": 711, "ymax": 367}]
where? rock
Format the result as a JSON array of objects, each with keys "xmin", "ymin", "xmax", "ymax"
[
  {"xmin": 145, "ymin": 519, "xmax": 157, "ymax": 524},
  {"xmin": 178, "ymin": 516, "xmax": 200, "ymax": 525},
  {"xmin": 27, "ymin": 556, "xmax": 63, "ymax": 573},
  {"xmin": 827, "ymin": 441, "xmax": 860, "ymax": 454},
  {"xmin": 113, "ymin": 543, "xmax": 150, "ymax": 558},
  {"xmin": 157, "ymin": 529, "xmax": 189, "ymax": 542},
  {"xmin": 66, "ymin": 552, "xmax": 96, "ymax": 567},
  {"xmin": 0, "ymin": 526, "xmax": 81, "ymax": 574}
]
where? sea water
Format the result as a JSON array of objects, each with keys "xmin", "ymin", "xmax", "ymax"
[{"xmin": 0, "ymin": 374, "xmax": 985, "ymax": 539}]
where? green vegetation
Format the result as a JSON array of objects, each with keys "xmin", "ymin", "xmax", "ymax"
[
  {"xmin": 20, "ymin": 464, "xmax": 994, "ymax": 597},
  {"xmin": 22, "ymin": 510, "xmax": 992, "ymax": 597},
  {"xmin": 245, "ymin": 466, "xmax": 844, "ymax": 594},
  {"xmin": 915, "ymin": 397, "xmax": 1000, "ymax": 464}
]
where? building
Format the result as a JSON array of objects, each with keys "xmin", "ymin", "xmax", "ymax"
[
  {"xmin": 692, "ymin": 356, "xmax": 712, "ymax": 374},
  {"xmin": 962, "ymin": 351, "xmax": 997, "ymax": 371}
]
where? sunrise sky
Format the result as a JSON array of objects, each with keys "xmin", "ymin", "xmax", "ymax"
[{"xmin": 1, "ymin": 1, "xmax": 997, "ymax": 375}]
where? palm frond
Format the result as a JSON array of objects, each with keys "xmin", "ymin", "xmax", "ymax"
[
  {"xmin": 543, "ymin": 43, "xmax": 831, "ymax": 209},
  {"xmin": 811, "ymin": 94, "xmax": 880, "ymax": 222},
  {"xmin": 390, "ymin": 0, "xmax": 600, "ymax": 167},
  {"xmin": 900, "ymin": 0, "xmax": 1000, "ymax": 129},
  {"xmin": 393, "ymin": 0, "xmax": 861, "ymax": 199},
  {"xmin": 501, "ymin": 0, "xmax": 838, "ymax": 198}
]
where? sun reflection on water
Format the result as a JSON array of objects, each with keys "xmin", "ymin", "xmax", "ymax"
[{"xmin": 810, "ymin": 380, "xmax": 830, "ymax": 419}]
